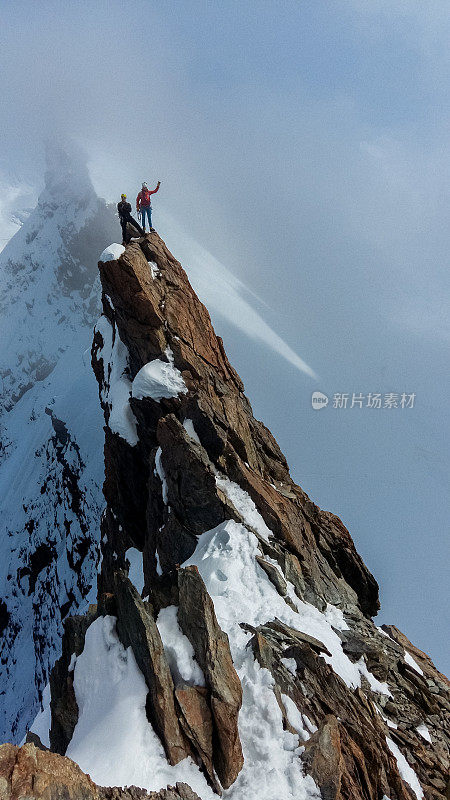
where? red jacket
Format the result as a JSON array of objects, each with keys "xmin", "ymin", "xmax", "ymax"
[{"xmin": 136, "ymin": 184, "xmax": 159, "ymax": 210}]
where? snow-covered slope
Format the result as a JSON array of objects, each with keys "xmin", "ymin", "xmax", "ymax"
[
  {"xmin": 0, "ymin": 147, "xmax": 117, "ymax": 742},
  {"xmin": 0, "ymin": 146, "xmax": 115, "ymax": 418}
]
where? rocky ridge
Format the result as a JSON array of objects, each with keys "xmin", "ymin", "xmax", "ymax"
[{"xmin": 2, "ymin": 233, "xmax": 448, "ymax": 800}]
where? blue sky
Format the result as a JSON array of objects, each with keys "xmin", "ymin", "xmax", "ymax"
[{"xmin": 0, "ymin": 0, "xmax": 449, "ymax": 671}]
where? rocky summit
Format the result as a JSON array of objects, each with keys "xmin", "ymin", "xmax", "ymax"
[{"xmin": 1, "ymin": 233, "xmax": 448, "ymax": 800}]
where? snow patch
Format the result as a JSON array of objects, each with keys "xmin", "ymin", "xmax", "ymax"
[
  {"xmin": 302, "ymin": 715, "xmax": 318, "ymax": 735},
  {"xmin": 281, "ymin": 657, "xmax": 297, "ymax": 676},
  {"xmin": 357, "ymin": 658, "xmax": 391, "ymax": 696},
  {"xmin": 386, "ymin": 737, "xmax": 424, "ymax": 800},
  {"xmin": 155, "ymin": 447, "xmax": 168, "ymax": 504},
  {"xmin": 281, "ymin": 694, "xmax": 310, "ymax": 742},
  {"xmin": 228, "ymin": 653, "xmax": 320, "ymax": 799},
  {"xmin": 214, "ymin": 474, "xmax": 273, "ymax": 542},
  {"xmin": 67, "ymin": 616, "xmax": 215, "ymax": 797},
  {"xmin": 178, "ymin": 518, "xmax": 395, "ymax": 798},
  {"xmin": 99, "ymin": 243, "xmax": 125, "ymax": 262},
  {"xmin": 404, "ymin": 650, "xmax": 424, "ymax": 676},
  {"xmin": 94, "ymin": 315, "xmax": 138, "ymax": 446},
  {"xmin": 125, "ymin": 547, "xmax": 144, "ymax": 594},
  {"xmin": 416, "ymin": 723, "xmax": 432, "ymax": 743},
  {"xmin": 183, "ymin": 520, "xmax": 374, "ymax": 690},
  {"xmin": 375, "ymin": 705, "xmax": 397, "ymax": 729},
  {"xmin": 29, "ymin": 684, "xmax": 51, "ymax": 748},
  {"xmin": 183, "ymin": 418, "xmax": 201, "ymax": 445},
  {"xmin": 69, "ymin": 653, "xmax": 77, "ymax": 673},
  {"xmin": 148, "ymin": 260, "xmax": 160, "ymax": 278},
  {"xmin": 131, "ymin": 347, "xmax": 187, "ymax": 401},
  {"xmin": 156, "ymin": 605, "xmax": 205, "ymax": 687}
]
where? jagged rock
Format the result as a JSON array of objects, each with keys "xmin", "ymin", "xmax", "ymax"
[
  {"xmin": 112, "ymin": 572, "xmax": 190, "ymax": 766},
  {"xmin": 302, "ymin": 715, "xmax": 344, "ymax": 800},
  {"xmin": 103, "ymin": 785, "xmax": 202, "ymax": 800},
  {"xmin": 0, "ymin": 744, "xmax": 202, "ymax": 800},
  {"xmin": 24, "ymin": 732, "xmax": 47, "ymax": 751},
  {"xmin": 0, "ymin": 743, "xmax": 99, "ymax": 800},
  {"xmin": 95, "ymin": 233, "xmax": 379, "ymax": 620},
  {"xmin": 146, "ymin": 414, "xmax": 239, "ymax": 573},
  {"xmin": 177, "ymin": 567, "xmax": 243, "ymax": 789},
  {"xmin": 248, "ymin": 618, "xmax": 446, "ymax": 800},
  {"xmin": 50, "ymin": 607, "xmax": 98, "ymax": 755},
  {"xmin": 255, "ymin": 555, "xmax": 288, "ymax": 596},
  {"xmin": 174, "ymin": 686, "xmax": 220, "ymax": 794},
  {"xmin": 382, "ymin": 625, "xmax": 450, "ymax": 687},
  {"xmin": 265, "ymin": 619, "xmax": 332, "ymax": 656}
]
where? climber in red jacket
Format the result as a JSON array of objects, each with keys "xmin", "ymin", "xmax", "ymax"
[{"xmin": 136, "ymin": 181, "xmax": 161, "ymax": 232}]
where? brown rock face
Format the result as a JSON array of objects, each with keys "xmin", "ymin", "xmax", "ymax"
[
  {"xmin": 0, "ymin": 744, "xmax": 202, "ymax": 800},
  {"xmin": 302, "ymin": 715, "xmax": 345, "ymax": 800},
  {"xmin": 177, "ymin": 567, "xmax": 243, "ymax": 789},
  {"xmin": 174, "ymin": 686, "xmax": 219, "ymax": 793}
]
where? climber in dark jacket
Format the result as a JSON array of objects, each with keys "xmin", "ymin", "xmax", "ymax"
[{"xmin": 117, "ymin": 194, "xmax": 144, "ymax": 245}]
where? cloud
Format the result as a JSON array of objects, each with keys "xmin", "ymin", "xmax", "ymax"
[
  {"xmin": 0, "ymin": 177, "xmax": 36, "ymax": 253},
  {"xmin": 158, "ymin": 211, "xmax": 318, "ymax": 379}
]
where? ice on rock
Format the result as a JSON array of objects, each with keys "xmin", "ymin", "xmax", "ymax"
[{"xmin": 154, "ymin": 447, "xmax": 168, "ymax": 504}]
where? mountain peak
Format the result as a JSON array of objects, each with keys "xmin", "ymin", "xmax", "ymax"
[
  {"xmin": 14, "ymin": 232, "xmax": 445, "ymax": 800},
  {"xmin": 1, "ymin": 232, "xmax": 448, "ymax": 799},
  {"xmin": 41, "ymin": 140, "xmax": 93, "ymax": 205}
]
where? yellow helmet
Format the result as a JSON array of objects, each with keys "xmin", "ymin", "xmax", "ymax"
[{"xmin": 121, "ymin": 193, "xmax": 127, "ymax": 199}]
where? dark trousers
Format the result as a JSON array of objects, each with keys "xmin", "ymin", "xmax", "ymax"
[{"xmin": 120, "ymin": 215, "xmax": 144, "ymax": 243}]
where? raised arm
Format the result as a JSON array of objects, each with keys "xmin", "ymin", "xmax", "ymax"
[{"xmin": 149, "ymin": 181, "xmax": 161, "ymax": 195}]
